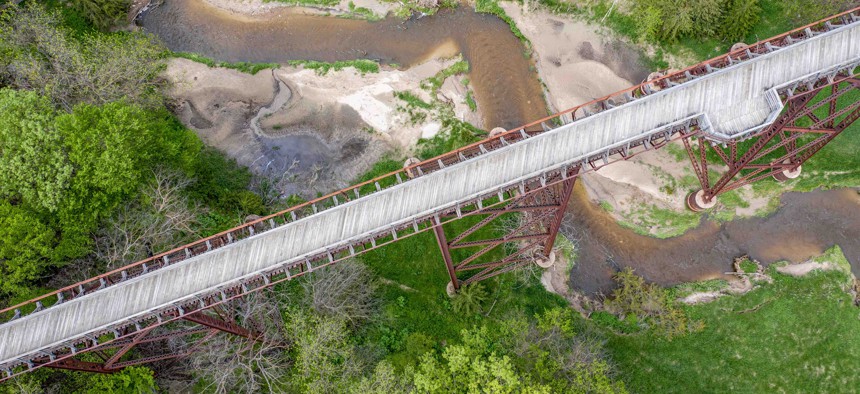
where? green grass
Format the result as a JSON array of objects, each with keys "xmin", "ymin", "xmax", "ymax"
[
  {"xmin": 349, "ymin": 151, "xmax": 566, "ymax": 371},
  {"xmin": 619, "ymin": 205, "xmax": 702, "ymax": 239},
  {"xmin": 669, "ymin": 279, "xmax": 729, "ymax": 299},
  {"xmin": 171, "ymin": 52, "xmax": 278, "ymax": 74},
  {"xmin": 422, "ymin": 59, "xmax": 470, "ymax": 94},
  {"xmin": 343, "ymin": 1, "xmax": 383, "ymax": 20},
  {"xmin": 465, "ymin": 90, "xmax": 478, "ymax": 112},
  {"xmin": 287, "ymin": 59, "xmax": 380, "ymax": 75},
  {"xmin": 394, "ymin": 91, "xmax": 433, "ymax": 110},
  {"xmin": 607, "ymin": 246, "xmax": 860, "ymax": 393},
  {"xmin": 475, "ymin": 0, "xmax": 530, "ymax": 47},
  {"xmin": 738, "ymin": 257, "xmax": 759, "ymax": 274}
]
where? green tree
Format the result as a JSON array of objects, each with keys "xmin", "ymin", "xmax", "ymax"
[
  {"xmin": 0, "ymin": 202, "xmax": 55, "ymax": 297},
  {"xmin": 0, "ymin": 89, "xmax": 72, "ymax": 212},
  {"xmin": 412, "ymin": 326, "xmax": 550, "ymax": 394},
  {"xmin": 719, "ymin": 0, "xmax": 761, "ymax": 41},
  {"xmin": 288, "ymin": 309, "xmax": 362, "ymax": 393},
  {"xmin": 500, "ymin": 309, "xmax": 628, "ymax": 394},
  {"xmin": 86, "ymin": 366, "xmax": 158, "ymax": 394},
  {"xmin": 68, "ymin": 0, "xmax": 131, "ymax": 31},
  {"xmin": 51, "ymin": 102, "xmax": 195, "ymax": 259},
  {"xmin": 57, "ymin": 102, "xmax": 165, "ymax": 222},
  {"xmin": 604, "ymin": 268, "xmax": 700, "ymax": 338},
  {"xmin": 689, "ymin": 0, "xmax": 725, "ymax": 38},
  {"xmin": 350, "ymin": 361, "xmax": 412, "ymax": 394},
  {"xmin": 637, "ymin": 6, "xmax": 663, "ymax": 42}
]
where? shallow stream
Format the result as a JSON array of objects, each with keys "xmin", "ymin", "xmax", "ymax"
[{"xmin": 141, "ymin": 0, "xmax": 860, "ymax": 294}]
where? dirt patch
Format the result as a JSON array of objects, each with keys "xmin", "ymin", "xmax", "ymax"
[
  {"xmin": 776, "ymin": 261, "xmax": 839, "ymax": 277},
  {"xmin": 501, "ymin": 2, "xmax": 647, "ymax": 112},
  {"xmin": 165, "ymin": 56, "xmax": 474, "ymax": 197}
]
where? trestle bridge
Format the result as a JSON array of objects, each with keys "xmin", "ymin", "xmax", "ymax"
[{"xmin": 1, "ymin": 8, "xmax": 859, "ymax": 381}]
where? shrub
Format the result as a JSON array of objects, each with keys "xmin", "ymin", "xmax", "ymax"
[
  {"xmin": 450, "ymin": 282, "xmax": 487, "ymax": 315},
  {"xmin": 604, "ymin": 268, "xmax": 699, "ymax": 338},
  {"xmin": 302, "ymin": 260, "xmax": 379, "ymax": 324}
]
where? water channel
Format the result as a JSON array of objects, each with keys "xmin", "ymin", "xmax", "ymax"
[{"xmin": 141, "ymin": 0, "xmax": 860, "ymax": 295}]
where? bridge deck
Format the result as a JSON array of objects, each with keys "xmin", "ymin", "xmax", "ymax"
[{"xmin": 1, "ymin": 15, "xmax": 859, "ymax": 369}]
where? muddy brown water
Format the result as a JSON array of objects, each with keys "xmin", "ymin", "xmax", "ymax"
[
  {"xmin": 140, "ymin": 1, "xmax": 548, "ymax": 129},
  {"xmin": 564, "ymin": 185, "xmax": 860, "ymax": 295},
  {"xmin": 141, "ymin": 1, "xmax": 860, "ymax": 294}
]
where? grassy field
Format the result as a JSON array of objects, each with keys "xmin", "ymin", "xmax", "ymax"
[
  {"xmin": 347, "ymin": 140, "xmax": 567, "ymax": 369},
  {"xmin": 357, "ymin": 219, "xmax": 568, "ymax": 369},
  {"xmin": 606, "ymin": 247, "xmax": 860, "ymax": 393}
]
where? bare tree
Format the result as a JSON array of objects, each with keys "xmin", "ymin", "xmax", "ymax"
[
  {"xmin": 188, "ymin": 291, "xmax": 291, "ymax": 394},
  {"xmin": 94, "ymin": 168, "xmax": 200, "ymax": 268},
  {"xmin": 286, "ymin": 308, "xmax": 365, "ymax": 393},
  {"xmin": 301, "ymin": 260, "xmax": 379, "ymax": 324},
  {"xmin": 0, "ymin": 4, "xmax": 166, "ymax": 110}
]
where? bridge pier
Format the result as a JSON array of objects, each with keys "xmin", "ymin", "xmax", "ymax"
[
  {"xmin": 431, "ymin": 170, "xmax": 578, "ymax": 293},
  {"xmin": 685, "ymin": 190, "xmax": 718, "ymax": 212},
  {"xmin": 683, "ymin": 74, "xmax": 860, "ymax": 210}
]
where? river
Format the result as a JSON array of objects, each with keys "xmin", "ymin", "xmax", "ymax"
[{"xmin": 141, "ymin": 0, "xmax": 860, "ymax": 295}]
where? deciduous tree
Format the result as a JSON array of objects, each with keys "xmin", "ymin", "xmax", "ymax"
[
  {"xmin": 0, "ymin": 4, "xmax": 165, "ymax": 110},
  {"xmin": 0, "ymin": 89, "xmax": 71, "ymax": 212},
  {"xmin": 69, "ymin": 0, "xmax": 131, "ymax": 31}
]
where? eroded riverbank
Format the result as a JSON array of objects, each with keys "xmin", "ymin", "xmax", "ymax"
[
  {"xmin": 142, "ymin": 1, "xmax": 546, "ymax": 129},
  {"xmin": 142, "ymin": 0, "xmax": 860, "ymax": 296}
]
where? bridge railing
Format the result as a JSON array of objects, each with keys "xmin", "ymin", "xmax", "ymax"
[{"xmin": 1, "ymin": 6, "xmax": 858, "ymax": 326}]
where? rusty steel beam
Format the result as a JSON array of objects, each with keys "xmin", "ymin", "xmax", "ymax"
[
  {"xmin": 39, "ymin": 309, "xmax": 261, "ymax": 376},
  {"xmin": 181, "ymin": 311, "xmax": 260, "ymax": 341},
  {"xmin": 431, "ymin": 171, "xmax": 579, "ymax": 292},
  {"xmin": 685, "ymin": 74, "xmax": 860, "ymax": 209}
]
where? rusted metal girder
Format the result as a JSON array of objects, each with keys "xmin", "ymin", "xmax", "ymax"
[
  {"xmin": 685, "ymin": 74, "xmax": 860, "ymax": 210},
  {"xmin": 38, "ymin": 310, "xmax": 258, "ymax": 374},
  {"xmin": 433, "ymin": 169, "xmax": 578, "ymax": 291}
]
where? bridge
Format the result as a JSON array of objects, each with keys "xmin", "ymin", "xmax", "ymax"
[{"xmin": 1, "ymin": 8, "xmax": 859, "ymax": 380}]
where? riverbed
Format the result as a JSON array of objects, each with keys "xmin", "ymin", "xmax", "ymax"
[
  {"xmin": 141, "ymin": 0, "xmax": 546, "ymax": 129},
  {"xmin": 141, "ymin": 0, "xmax": 860, "ymax": 295}
]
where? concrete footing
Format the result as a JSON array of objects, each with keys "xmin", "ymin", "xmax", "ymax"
[
  {"xmin": 646, "ymin": 71, "xmax": 664, "ymax": 92},
  {"xmin": 686, "ymin": 189, "xmax": 717, "ymax": 212},
  {"xmin": 773, "ymin": 163, "xmax": 802, "ymax": 182},
  {"xmin": 535, "ymin": 251, "xmax": 556, "ymax": 269},
  {"xmin": 446, "ymin": 281, "xmax": 457, "ymax": 297},
  {"xmin": 489, "ymin": 127, "xmax": 506, "ymax": 138},
  {"xmin": 731, "ymin": 42, "xmax": 749, "ymax": 52}
]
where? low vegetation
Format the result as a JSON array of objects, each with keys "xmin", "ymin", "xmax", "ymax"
[
  {"xmin": 475, "ymin": 0, "xmax": 530, "ymax": 46},
  {"xmin": 598, "ymin": 268, "xmax": 702, "ymax": 338},
  {"xmin": 607, "ymin": 247, "xmax": 860, "ymax": 393},
  {"xmin": 287, "ymin": 59, "xmax": 381, "ymax": 75},
  {"xmin": 264, "ymin": 0, "xmax": 341, "ymax": 8},
  {"xmin": 172, "ymin": 52, "xmax": 280, "ymax": 75}
]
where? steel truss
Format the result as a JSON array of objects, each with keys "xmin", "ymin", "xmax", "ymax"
[
  {"xmin": 432, "ymin": 172, "xmax": 578, "ymax": 291},
  {"xmin": 32, "ymin": 305, "xmax": 262, "ymax": 374},
  {"xmin": 684, "ymin": 73, "xmax": 860, "ymax": 210}
]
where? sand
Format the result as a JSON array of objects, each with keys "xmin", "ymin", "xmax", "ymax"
[
  {"xmin": 500, "ymin": 2, "xmax": 645, "ymax": 113},
  {"xmin": 165, "ymin": 56, "xmax": 475, "ymax": 197},
  {"xmin": 502, "ymin": 1, "xmax": 776, "ymax": 234},
  {"xmin": 776, "ymin": 261, "xmax": 839, "ymax": 277}
]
